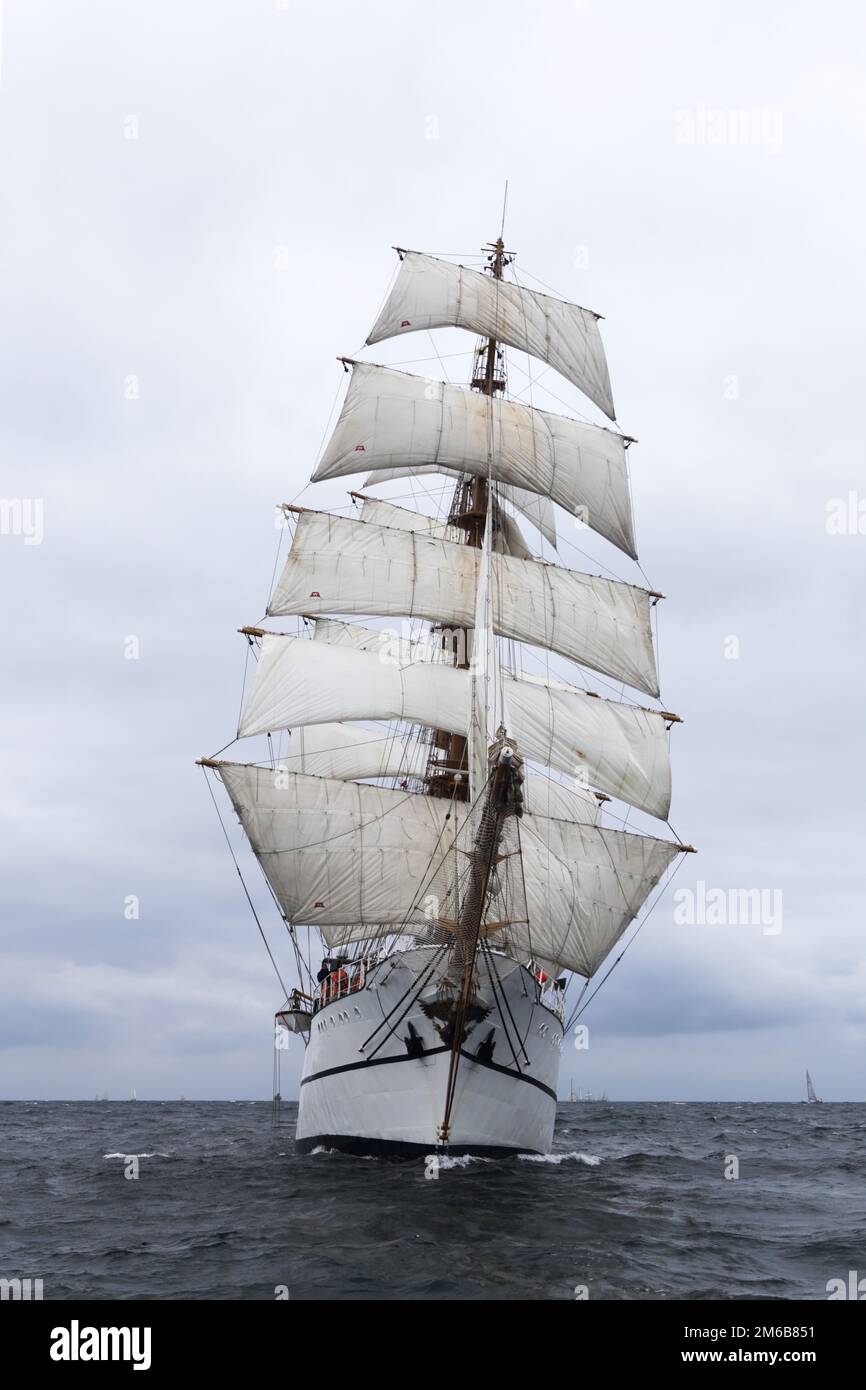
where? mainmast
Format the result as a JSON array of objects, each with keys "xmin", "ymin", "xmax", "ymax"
[{"xmin": 426, "ymin": 237, "xmax": 512, "ymax": 801}]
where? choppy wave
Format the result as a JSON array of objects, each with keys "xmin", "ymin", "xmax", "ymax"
[{"xmin": 4, "ymin": 1100, "xmax": 863, "ymax": 1300}]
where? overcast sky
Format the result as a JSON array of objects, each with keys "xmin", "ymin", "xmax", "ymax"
[{"xmin": 2, "ymin": 0, "xmax": 864, "ymax": 1101}]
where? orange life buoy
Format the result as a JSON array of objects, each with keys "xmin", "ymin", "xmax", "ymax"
[{"xmin": 329, "ymin": 968, "xmax": 348, "ymax": 1001}]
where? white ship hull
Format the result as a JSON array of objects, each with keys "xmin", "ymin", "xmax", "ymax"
[{"xmin": 295, "ymin": 945, "xmax": 563, "ymax": 1156}]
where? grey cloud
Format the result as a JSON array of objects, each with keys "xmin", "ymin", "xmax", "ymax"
[{"xmin": 2, "ymin": 0, "xmax": 864, "ymax": 1100}]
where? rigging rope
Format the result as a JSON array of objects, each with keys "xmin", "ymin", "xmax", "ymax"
[{"xmin": 202, "ymin": 767, "xmax": 291, "ymax": 999}]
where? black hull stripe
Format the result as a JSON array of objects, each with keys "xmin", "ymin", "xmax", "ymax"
[
  {"xmin": 296, "ymin": 1134, "xmax": 543, "ymax": 1159},
  {"xmin": 300, "ymin": 1044, "xmax": 557, "ymax": 1102}
]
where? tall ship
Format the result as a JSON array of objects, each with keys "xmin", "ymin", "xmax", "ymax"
[{"xmin": 200, "ymin": 234, "xmax": 694, "ymax": 1155}]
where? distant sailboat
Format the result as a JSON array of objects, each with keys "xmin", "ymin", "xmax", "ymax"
[
  {"xmin": 566, "ymin": 1076, "xmax": 607, "ymax": 1101},
  {"xmin": 805, "ymin": 1070, "xmax": 821, "ymax": 1103},
  {"xmin": 130, "ymin": 1088, "xmax": 137, "ymax": 1101}
]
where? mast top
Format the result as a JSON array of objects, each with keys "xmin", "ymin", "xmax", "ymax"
[{"xmin": 483, "ymin": 237, "xmax": 513, "ymax": 280}]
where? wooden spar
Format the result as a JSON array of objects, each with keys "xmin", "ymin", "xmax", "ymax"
[
  {"xmin": 579, "ymin": 694, "xmax": 681, "ymax": 723},
  {"xmin": 238, "ymin": 626, "xmax": 266, "ymax": 638}
]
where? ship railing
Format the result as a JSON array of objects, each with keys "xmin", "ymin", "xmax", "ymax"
[
  {"xmin": 527, "ymin": 961, "xmax": 567, "ymax": 1024},
  {"xmin": 313, "ymin": 961, "xmax": 370, "ymax": 1011},
  {"xmin": 286, "ymin": 988, "xmax": 315, "ymax": 1011},
  {"xmin": 544, "ymin": 989, "xmax": 566, "ymax": 1024}
]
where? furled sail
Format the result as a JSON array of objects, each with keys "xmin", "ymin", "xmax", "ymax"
[
  {"xmin": 214, "ymin": 763, "xmax": 678, "ymax": 975},
  {"xmin": 237, "ymin": 634, "xmax": 673, "ymax": 819},
  {"xmin": 366, "ymin": 251, "xmax": 615, "ymax": 420},
  {"xmin": 312, "ymin": 362, "xmax": 635, "ymax": 557},
  {"xmin": 269, "ymin": 510, "xmax": 659, "ymax": 696}
]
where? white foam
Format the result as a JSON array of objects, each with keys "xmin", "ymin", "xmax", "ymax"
[
  {"xmin": 102, "ymin": 1152, "xmax": 168, "ymax": 1159},
  {"xmin": 518, "ymin": 1150, "xmax": 601, "ymax": 1166},
  {"xmin": 307, "ymin": 1146, "xmax": 378, "ymax": 1159},
  {"xmin": 426, "ymin": 1153, "xmax": 494, "ymax": 1170}
]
